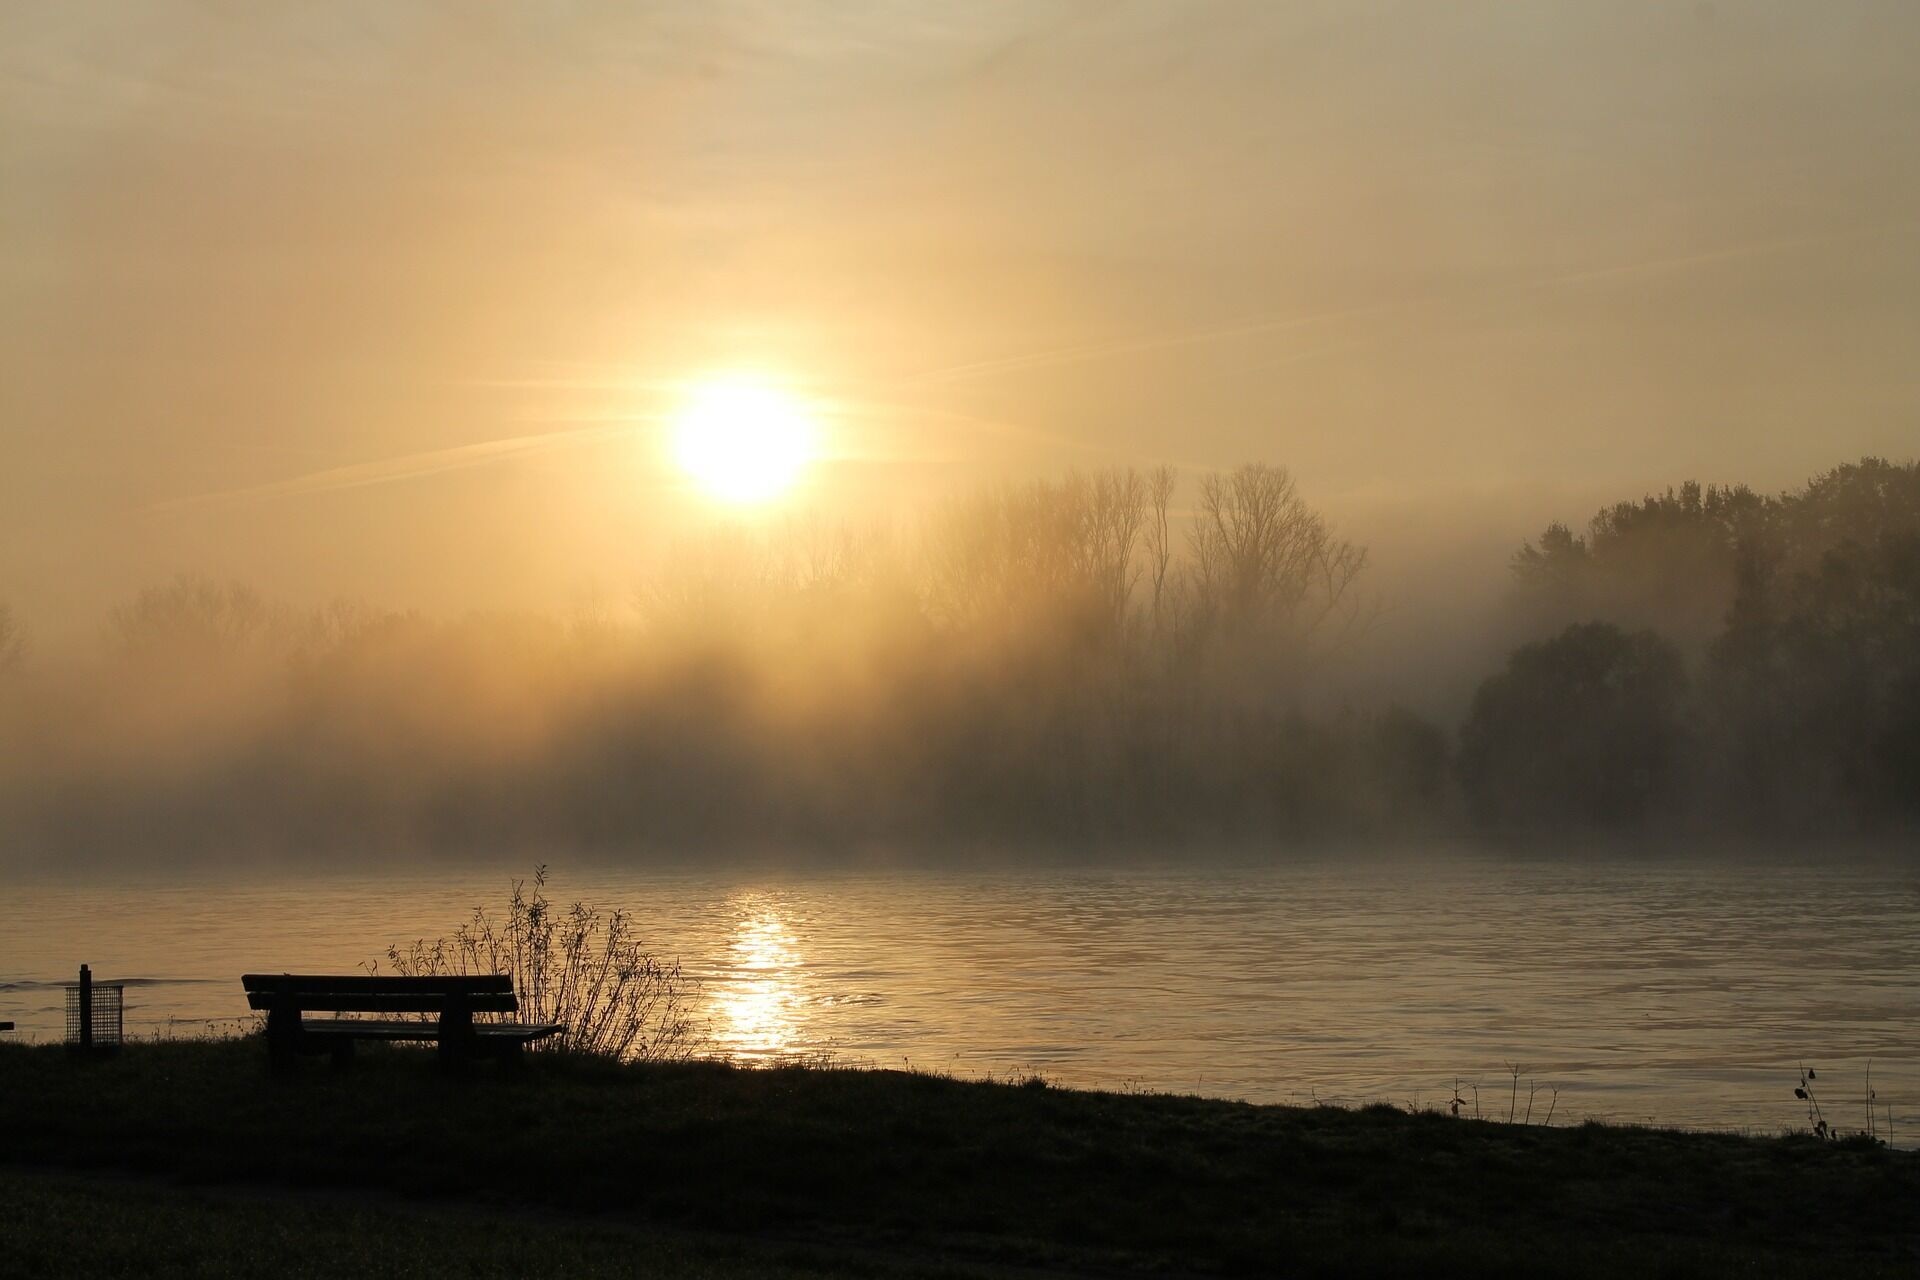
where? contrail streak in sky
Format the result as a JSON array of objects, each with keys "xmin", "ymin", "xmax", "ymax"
[
  {"xmin": 141, "ymin": 396, "xmax": 1117, "ymax": 513},
  {"xmin": 144, "ymin": 424, "xmax": 640, "ymax": 513}
]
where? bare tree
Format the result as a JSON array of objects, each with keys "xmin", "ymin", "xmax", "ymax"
[
  {"xmin": 921, "ymin": 484, "xmax": 1015, "ymax": 628},
  {"xmin": 112, "ymin": 574, "xmax": 292, "ymax": 657},
  {"xmin": 918, "ymin": 467, "xmax": 1159, "ymax": 659},
  {"xmin": 1072, "ymin": 468, "xmax": 1148, "ymax": 638},
  {"xmin": 1143, "ymin": 465, "xmax": 1178, "ymax": 635},
  {"xmin": 637, "ymin": 529, "xmax": 782, "ymax": 635},
  {"xmin": 1187, "ymin": 463, "xmax": 1367, "ymax": 651},
  {"xmin": 781, "ymin": 512, "xmax": 866, "ymax": 596}
]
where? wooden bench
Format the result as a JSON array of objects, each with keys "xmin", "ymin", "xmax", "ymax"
[{"xmin": 241, "ymin": 974, "xmax": 561, "ymax": 1069}]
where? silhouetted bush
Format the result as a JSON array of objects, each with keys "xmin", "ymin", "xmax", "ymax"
[{"xmin": 378, "ymin": 866, "xmax": 702, "ymax": 1060}]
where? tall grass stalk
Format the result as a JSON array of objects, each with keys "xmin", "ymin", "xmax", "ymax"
[{"xmin": 1794, "ymin": 1065, "xmax": 1829, "ymax": 1139}]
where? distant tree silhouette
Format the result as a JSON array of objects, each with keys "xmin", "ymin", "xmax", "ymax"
[
  {"xmin": 1188, "ymin": 464, "xmax": 1365, "ymax": 638},
  {"xmin": 923, "ymin": 467, "xmax": 1148, "ymax": 656},
  {"xmin": 24, "ymin": 456, "xmax": 1920, "ymax": 857},
  {"xmin": 1369, "ymin": 706, "xmax": 1451, "ymax": 826},
  {"xmin": 1510, "ymin": 481, "xmax": 1767, "ymax": 653},
  {"xmin": 1458, "ymin": 622, "xmax": 1687, "ymax": 831},
  {"xmin": 1509, "ymin": 460, "xmax": 1920, "ymax": 659},
  {"xmin": 1704, "ymin": 531, "xmax": 1920, "ymax": 830},
  {"xmin": 1776, "ymin": 459, "xmax": 1920, "ymax": 573},
  {"xmin": 1173, "ymin": 464, "xmax": 1368, "ymax": 700},
  {"xmin": 1142, "ymin": 463, "xmax": 1178, "ymax": 641},
  {"xmin": 112, "ymin": 573, "xmax": 291, "ymax": 658}
]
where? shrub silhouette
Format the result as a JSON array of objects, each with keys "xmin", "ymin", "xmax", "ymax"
[{"xmin": 379, "ymin": 866, "xmax": 702, "ymax": 1061}]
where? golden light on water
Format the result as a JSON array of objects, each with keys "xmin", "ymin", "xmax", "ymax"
[
  {"xmin": 670, "ymin": 375, "xmax": 818, "ymax": 505},
  {"xmin": 715, "ymin": 898, "xmax": 802, "ymax": 1058}
]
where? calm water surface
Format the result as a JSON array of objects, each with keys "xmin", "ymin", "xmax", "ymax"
[{"xmin": 4, "ymin": 858, "xmax": 1916, "ymax": 1140}]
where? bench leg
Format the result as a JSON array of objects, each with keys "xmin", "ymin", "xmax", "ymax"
[
  {"xmin": 437, "ymin": 998, "xmax": 477, "ymax": 1072},
  {"xmin": 438, "ymin": 1034, "xmax": 470, "ymax": 1073},
  {"xmin": 266, "ymin": 1007, "xmax": 300, "ymax": 1075}
]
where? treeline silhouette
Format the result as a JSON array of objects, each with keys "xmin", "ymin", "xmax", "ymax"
[
  {"xmin": 0, "ymin": 458, "xmax": 1913, "ymax": 863},
  {"xmin": 1471, "ymin": 457, "xmax": 1920, "ymax": 836}
]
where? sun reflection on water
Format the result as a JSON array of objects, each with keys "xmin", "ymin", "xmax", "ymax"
[{"xmin": 714, "ymin": 898, "xmax": 802, "ymax": 1059}]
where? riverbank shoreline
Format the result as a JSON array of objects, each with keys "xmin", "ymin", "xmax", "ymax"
[{"xmin": 3, "ymin": 1038, "xmax": 1916, "ymax": 1277}]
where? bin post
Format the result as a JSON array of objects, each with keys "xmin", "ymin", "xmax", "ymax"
[{"xmin": 79, "ymin": 963, "xmax": 93, "ymax": 1051}]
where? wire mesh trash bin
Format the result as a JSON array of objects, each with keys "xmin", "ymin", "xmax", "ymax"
[{"xmin": 66, "ymin": 964, "xmax": 123, "ymax": 1050}]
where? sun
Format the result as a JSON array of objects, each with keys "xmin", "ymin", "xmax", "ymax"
[{"xmin": 670, "ymin": 376, "xmax": 817, "ymax": 504}]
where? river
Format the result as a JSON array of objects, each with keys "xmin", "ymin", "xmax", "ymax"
[{"xmin": 4, "ymin": 856, "xmax": 1915, "ymax": 1140}]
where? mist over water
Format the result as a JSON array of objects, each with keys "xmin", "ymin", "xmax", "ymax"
[{"xmin": 5, "ymin": 856, "xmax": 1915, "ymax": 1142}]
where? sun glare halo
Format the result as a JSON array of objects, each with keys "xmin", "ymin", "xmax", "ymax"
[{"xmin": 671, "ymin": 377, "xmax": 817, "ymax": 504}]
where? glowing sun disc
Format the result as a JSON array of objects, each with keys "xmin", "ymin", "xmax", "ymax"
[{"xmin": 671, "ymin": 378, "xmax": 816, "ymax": 503}]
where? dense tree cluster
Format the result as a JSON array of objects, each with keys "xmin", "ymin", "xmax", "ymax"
[
  {"xmin": 1471, "ymin": 459, "xmax": 1920, "ymax": 834},
  {"xmin": 1458, "ymin": 623, "xmax": 1688, "ymax": 831}
]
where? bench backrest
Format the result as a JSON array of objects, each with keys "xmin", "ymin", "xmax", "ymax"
[{"xmin": 241, "ymin": 973, "xmax": 519, "ymax": 1014}]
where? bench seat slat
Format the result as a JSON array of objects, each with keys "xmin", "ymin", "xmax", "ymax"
[
  {"xmin": 246, "ymin": 992, "xmax": 520, "ymax": 1013},
  {"xmin": 300, "ymin": 1019, "xmax": 563, "ymax": 1043},
  {"xmin": 242, "ymin": 974, "xmax": 513, "ymax": 995},
  {"xmin": 245, "ymin": 972, "xmax": 565, "ymax": 1065}
]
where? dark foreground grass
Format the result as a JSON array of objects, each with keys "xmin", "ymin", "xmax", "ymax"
[
  {"xmin": 2, "ymin": 1039, "xmax": 1916, "ymax": 1278},
  {"xmin": 0, "ymin": 1170, "xmax": 1002, "ymax": 1279}
]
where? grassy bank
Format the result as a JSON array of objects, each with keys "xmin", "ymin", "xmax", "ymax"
[
  {"xmin": 0, "ymin": 1170, "xmax": 996, "ymax": 1279},
  {"xmin": 2, "ymin": 1039, "xmax": 1915, "ymax": 1278}
]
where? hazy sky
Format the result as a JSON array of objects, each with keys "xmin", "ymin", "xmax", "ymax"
[{"xmin": 5, "ymin": 1, "xmax": 1917, "ymax": 631}]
